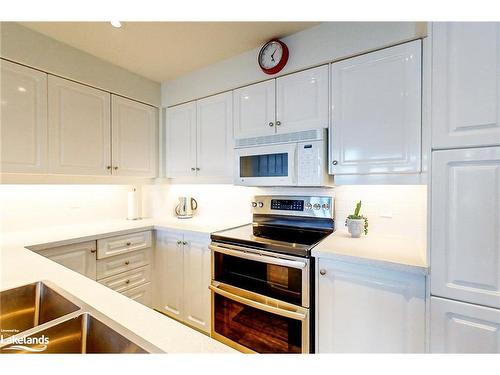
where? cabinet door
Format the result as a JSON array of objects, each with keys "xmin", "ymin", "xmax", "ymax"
[
  {"xmin": 430, "ymin": 297, "xmax": 500, "ymax": 353},
  {"xmin": 276, "ymin": 65, "xmax": 329, "ymax": 132},
  {"xmin": 330, "ymin": 40, "xmax": 422, "ymax": 175},
  {"xmin": 48, "ymin": 76, "xmax": 111, "ymax": 175},
  {"xmin": 196, "ymin": 92, "xmax": 233, "ymax": 178},
  {"xmin": 122, "ymin": 282, "xmax": 152, "ymax": 308},
  {"xmin": 111, "ymin": 95, "xmax": 157, "ymax": 177},
  {"xmin": 38, "ymin": 241, "xmax": 97, "ymax": 280},
  {"xmin": 1, "ymin": 60, "xmax": 48, "ymax": 173},
  {"xmin": 317, "ymin": 259, "xmax": 425, "ymax": 353},
  {"xmin": 233, "ymin": 80, "xmax": 275, "ymax": 138},
  {"xmin": 431, "ymin": 147, "xmax": 500, "ymax": 309},
  {"xmin": 165, "ymin": 102, "xmax": 197, "ymax": 178},
  {"xmin": 182, "ymin": 232, "xmax": 211, "ymax": 333},
  {"xmin": 432, "ymin": 22, "xmax": 500, "ymax": 149},
  {"xmin": 153, "ymin": 230, "xmax": 184, "ymax": 320}
]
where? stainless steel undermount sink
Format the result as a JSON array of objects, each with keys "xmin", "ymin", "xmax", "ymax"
[{"xmin": 0, "ymin": 281, "xmax": 162, "ymax": 354}]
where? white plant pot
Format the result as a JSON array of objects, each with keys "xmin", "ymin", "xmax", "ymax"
[{"xmin": 347, "ymin": 218, "xmax": 365, "ymax": 238}]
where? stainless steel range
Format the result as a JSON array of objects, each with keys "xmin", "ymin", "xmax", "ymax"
[{"xmin": 209, "ymin": 195, "xmax": 334, "ymax": 353}]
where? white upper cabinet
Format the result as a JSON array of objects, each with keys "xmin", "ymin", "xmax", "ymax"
[
  {"xmin": 1, "ymin": 60, "xmax": 48, "ymax": 173},
  {"xmin": 431, "ymin": 147, "xmax": 500, "ymax": 309},
  {"xmin": 317, "ymin": 258, "xmax": 425, "ymax": 353},
  {"xmin": 196, "ymin": 92, "xmax": 233, "ymax": 178},
  {"xmin": 166, "ymin": 102, "xmax": 197, "ymax": 178},
  {"xmin": 276, "ymin": 65, "xmax": 329, "ymax": 132},
  {"xmin": 48, "ymin": 76, "xmax": 111, "ymax": 175},
  {"xmin": 432, "ymin": 22, "xmax": 500, "ymax": 149},
  {"xmin": 111, "ymin": 95, "xmax": 157, "ymax": 177},
  {"xmin": 430, "ymin": 297, "xmax": 500, "ymax": 353},
  {"xmin": 330, "ymin": 40, "xmax": 422, "ymax": 175},
  {"xmin": 233, "ymin": 79, "xmax": 275, "ymax": 138}
]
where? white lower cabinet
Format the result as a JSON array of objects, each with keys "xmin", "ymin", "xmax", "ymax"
[
  {"xmin": 122, "ymin": 282, "xmax": 153, "ymax": 307},
  {"xmin": 153, "ymin": 229, "xmax": 211, "ymax": 334},
  {"xmin": 37, "ymin": 241, "xmax": 97, "ymax": 280},
  {"xmin": 430, "ymin": 297, "xmax": 500, "ymax": 353},
  {"xmin": 317, "ymin": 258, "xmax": 426, "ymax": 353}
]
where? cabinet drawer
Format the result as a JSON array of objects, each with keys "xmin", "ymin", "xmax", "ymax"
[
  {"xmin": 97, "ymin": 231, "xmax": 152, "ymax": 259},
  {"xmin": 122, "ymin": 282, "xmax": 152, "ymax": 307},
  {"xmin": 97, "ymin": 248, "xmax": 151, "ymax": 279},
  {"xmin": 98, "ymin": 265, "xmax": 151, "ymax": 293}
]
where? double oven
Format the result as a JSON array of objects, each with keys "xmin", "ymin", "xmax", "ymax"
[{"xmin": 209, "ymin": 195, "xmax": 334, "ymax": 353}]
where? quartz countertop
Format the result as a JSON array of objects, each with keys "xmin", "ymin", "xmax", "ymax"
[
  {"xmin": 312, "ymin": 230, "xmax": 428, "ymax": 274},
  {"xmin": 0, "ymin": 218, "xmax": 240, "ymax": 353}
]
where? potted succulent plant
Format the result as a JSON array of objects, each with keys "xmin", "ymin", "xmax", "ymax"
[{"xmin": 345, "ymin": 201, "xmax": 368, "ymax": 238}]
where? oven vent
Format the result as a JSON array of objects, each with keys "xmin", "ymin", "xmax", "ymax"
[{"xmin": 234, "ymin": 128, "xmax": 326, "ymax": 148}]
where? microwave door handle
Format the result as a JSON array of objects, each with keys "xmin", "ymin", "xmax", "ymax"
[
  {"xmin": 209, "ymin": 284, "xmax": 308, "ymax": 321},
  {"xmin": 209, "ymin": 244, "xmax": 307, "ymax": 269}
]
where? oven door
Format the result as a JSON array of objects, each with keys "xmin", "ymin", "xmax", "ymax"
[
  {"xmin": 210, "ymin": 282, "xmax": 309, "ymax": 353},
  {"xmin": 234, "ymin": 143, "xmax": 297, "ymax": 186},
  {"xmin": 210, "ymin": 242, "xmax": 309, "ymax": 307}
]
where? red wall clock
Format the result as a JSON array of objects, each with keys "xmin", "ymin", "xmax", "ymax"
[{"xmin": 258, "ymin": 39, "xmax": 289, "ymax": 75}]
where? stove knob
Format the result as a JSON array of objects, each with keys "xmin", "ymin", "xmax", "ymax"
[
  {"xmin": 305, "ymin": 203, "xmax": 313, "ymax": 210},
  {"xmin": 251, "ymin": 202, "xmax": 257, "ymax": 208},
  {"xmin": 313, "ymin": 203, "xmax": 321, "ymax": 210},
  {"xmin": 258, "ymin": 202, "xmax": 264, "ymax": 208}
]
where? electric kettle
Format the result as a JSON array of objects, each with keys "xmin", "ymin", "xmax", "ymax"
[{"xmin": 175, "ymin": 196, "xmax": 198, "ymax": 219}]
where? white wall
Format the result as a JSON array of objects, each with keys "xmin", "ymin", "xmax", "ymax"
[
  {"xmin": 0, "ymin": 185, "xmax": 135, "ymax": 232},
  {"xmin": 162, "ymin": 22, "xmax": 426, "ymax": 106},
  {"xmin": 0, "ymin": 22, "xmax": 160, "ymax": 106}
]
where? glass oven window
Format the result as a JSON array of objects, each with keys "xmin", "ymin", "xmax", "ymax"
[
  {"xmin": 214, "ymin": 252, "xmax": 302, "ymax": 305},
  {"xmin": 240, "ymin": 153, "xmax": 288, "ymax": 177},
  {"xmin": 214, "ymin": 293, "xmax": 302, "ymax": 353}
]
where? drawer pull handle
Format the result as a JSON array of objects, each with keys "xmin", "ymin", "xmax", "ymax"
[
  {"xmin": 125, "ymin": 279, "xmax": 130, "ymax": 284},
  {"xmin": 125, "ymin": 260, "xmax": 130, "ymax": 265},
  {"xmin": 90, "ymin": 249, "xmax": 96, "ymax": 253},
  {"xmin": 319, "ymin": 269, "xmax": 327, "ymax": 276},
  {"xmin": 126, "ymin": 242, "xmax": 131, "ymax": 246}
]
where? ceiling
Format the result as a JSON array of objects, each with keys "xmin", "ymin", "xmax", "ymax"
[{"xmin": 21, "ymin": 22, "xmax": 319, "ymax": 82}]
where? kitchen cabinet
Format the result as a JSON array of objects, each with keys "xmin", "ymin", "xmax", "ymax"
[
  {"xmin": 153, "ymin": 229, "xmax": 211, "ymax": 334},
  {"xmin": 432, "ymin": 22, "xmax": 500, "ymax": 149},
  {"xmin": 196, "ymin": 92, "xmax": 233, "ymax": 178},
  {"xmin": 1, "ymin": 60, "xmax": 48, "ymax": 173},
  {"xmin": 276, "ymin": 65, "xmax": 329, "ymax": 133},
  {"xmin": 431, "ymin": 147, "xmax": 500, "ymax": 309},
  {"xmin": 430, "ymin": 297, "xmax": 500, "ymax": 353},
  {"xmin": 329, "ymin": 40, "xmax": 422, "ymax": 175},
  {"xmin": 233, "ymin": 65, "xmax": 329, "ymax": 139},
  {"xmin": 122, "ymin": 282, "xmax": 153, "ymax": 307},
  {"xmin": 233, "ymin": 80, "xmax": 275, "ymax": 138},
  {"xmin": 317, "ymin": 258, "xmax": 425, "ymax": 353},
  {"xmin": 111, "ymin": 95, "xmax": 158, "ymax": 177},
  {"xmin": 166, "ymin": 92, "xmax": 233, "ymax": 180},
  {"xmin": 37, "ymin": 241, "xmax": 97, "ymax": 280},
  {"xmin": 48, "ymin": 75, "xmax": 112, "ymax": 175}
]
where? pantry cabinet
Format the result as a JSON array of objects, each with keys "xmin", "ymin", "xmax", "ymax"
[
  {"xmin": 431, "ymin": 147, "xmax": 500, "ymax": 309},
  {"xmin": 432, "ymin": 22, "xmax": 500, "ymax": 149},
  {"xmin": 153, "ymin": 229, "xmax": 211, "ymax": 334},
  {"xmin": 233, "ymin": 65, "xmax": 329, "ymax": 139},
  {"xmin": 48, "ymin": 75, "xmax": 112, "ymax": 175},
  {"xmin": 1, "ymin": 60, "xmax": 48, "ymax": 173},
  {"xmin": 329, "ymin": 40, "xmax": 422, "ymax": 175},
  {"xmin": 317, "ymin": 258, "xmax": 425, "ymax": 353},
  {"xmin": 111, "ymin": 95, "xmax": 158, "ymax": 177},
  {"xmin": 37, "ymin": 241, "xmax": 97, "ymax": 280},
  {"xmin": 166, "ymin": 92, "xmax": 233, "ymax": 180},
  {"xmin": 430, "ymin": 297, "xmax": 500, "ymax": 353}
]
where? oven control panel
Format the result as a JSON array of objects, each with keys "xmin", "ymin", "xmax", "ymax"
[{"xmin": 251, "ymin": 195, "xmax": 333, "ymax": 219}]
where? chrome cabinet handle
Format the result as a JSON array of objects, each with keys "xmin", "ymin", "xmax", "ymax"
[
  {"xmin": 124, "ymin": 260, "xmax": 130, "ymax": 265},
  {"xmin": 176, "ymin": 240, "xmax": 182, "ymax": 245},
  {"xmin": 196, "ymin": 167, "xmax": 200, "ymax": 171},
  {"xmin": 268, "ymin": 122, "xmax": 274, "ymax": 127},
  {"xmin": 319, "ymin": 269, "xmax": 327, "ymax": 276},
  {"xmin": 182, "ymin": 241, "xmax": 188, "ymax": 245},
  {"xmin": 114, "ymin": 166, "xmax": 119, "ymax": 170},
  {"xmin": 275, "ymin": 121, "xmax": 281, "ymax": 126},
  {"xmin": 106, "ymin": 166, "xmax": 111, "ymax": 170},
  {"xmin": 331, "ymin": 160, "xmax": 338, "ymax": 166},
  {"xmin": 191, "ymin": 167, "xmax": 195, "ymax": 171}
]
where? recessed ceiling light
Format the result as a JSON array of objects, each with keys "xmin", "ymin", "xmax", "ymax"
[{"xmin": 110, "ymin": 21, "xmax": 122, "ymax": 28}]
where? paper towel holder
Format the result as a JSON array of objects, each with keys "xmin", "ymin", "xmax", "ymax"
[{"xmin": 127, "ymin": 187, "xmax": 142, "ymax": 220}]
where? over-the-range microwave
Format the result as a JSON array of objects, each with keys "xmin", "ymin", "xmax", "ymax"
[{"xmin": 234, "ymin": 128, "xmax": 332, "ymax": 187}]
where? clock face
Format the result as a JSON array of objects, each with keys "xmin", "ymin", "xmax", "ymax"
[{"xmin": 258, "ymin": 39, "xmax": 289, "ymax": 75}]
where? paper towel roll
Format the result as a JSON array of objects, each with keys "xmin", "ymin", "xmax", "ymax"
[{"xmin": 127, "ymin": 188, "xmax": 139, "ymax": 220}]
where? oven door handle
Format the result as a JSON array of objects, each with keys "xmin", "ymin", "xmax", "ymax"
[
  {"xmin": 209, "ymin": 284, "xmax": 308, "ymax": 321},
  {"xmin": 209, "ymin": 244, "xmax": 307, "ymax": 269}
]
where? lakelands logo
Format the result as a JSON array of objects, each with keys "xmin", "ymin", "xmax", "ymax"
[{"xmin": 1, "ymin": 334, "xmax": 50, "ymax": 352}]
